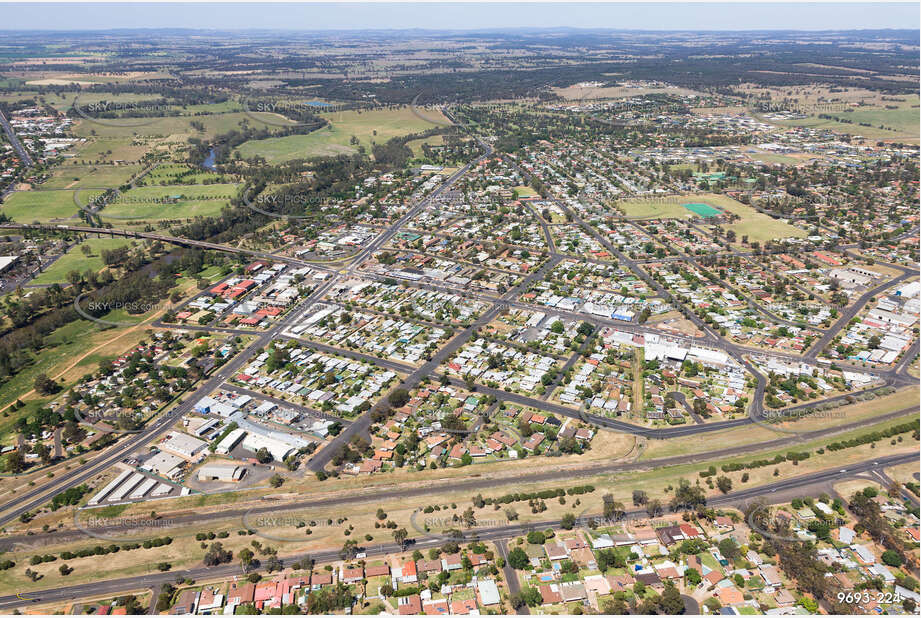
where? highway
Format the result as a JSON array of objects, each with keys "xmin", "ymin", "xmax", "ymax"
[
  {"xmin": 2, "ymin": 404, "xmax": 914, "ymax": 552},
  {"xmin": 0, "ymin": 109, "xmax": 33, "ymax": 167},
  {"xmin": 0, "ymin": 452, "xmax": 913, "ymax": 612},
  {"xmin": 0, "ymin": 104, "xmax": 916, "ymax": 612}
]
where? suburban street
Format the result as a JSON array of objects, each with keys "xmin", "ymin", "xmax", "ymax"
[{"xmin": 2, "ymin": 111, "xmax": 915, "ymax": 528}]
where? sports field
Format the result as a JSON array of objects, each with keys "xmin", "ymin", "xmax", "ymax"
[
  {"xmin": 103, "ymin": 183, "xmax": 240, "ymax": 219},
  {"xmin": 619, "ymin": 193, "xmax": 807, "ymax": 243},
  {"xmin": 1, "ymin": 189, "xmax": 100, "ymax": 222},
  {"xmin": 236, "ymin": 106, "xmax": 450, "ymax": 163}
]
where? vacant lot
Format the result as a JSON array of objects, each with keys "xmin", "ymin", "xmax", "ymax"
[
  {"xmin": 73, "ymin": 138, "xmax": 152, "ymax": 163},
  {"xmin": 236, "ymin": 106, "xmax": 449, "ymax": 163}
]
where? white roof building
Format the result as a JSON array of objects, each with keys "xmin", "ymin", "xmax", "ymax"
[
  {"xmin": 241, "ymin": 432, "xmax": 299, "ymax": 461},
  {"xmin": 197, "ymin": 463, "xmax": 245, "ymax": 482},
  {"xmin": 478, "ymin": 579, "xmax": 500, "ymax": 606},
  {"xmin": 160, "ymin": 431, "xmax": 208, "ymax": 460},
  {"xmin": 141, "ymin": 452, "xmax": 185, "ymax": 476}
]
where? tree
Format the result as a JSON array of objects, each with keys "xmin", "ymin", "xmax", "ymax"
[
  {"xmin": 881, "ymin": 550, "xmax": 903, "ymax": 567},
  {"xmin": 632, "ymin": 489, "xmax": 648, "ymax": 506},
  {"xmin": 393, "ymin": 528, "xmax": 408, "ymax": 550},
  {"xmin": 602, "ymin": 597, "xmax": 630, "ymax": 615},
  {"xmin": 718, "ymin": 538, "xmax": 740, "ymax": 562},
  {"xmin": 239, "ymin": 548, "xmax": 255, "ymax": 569},
  {"xmin": 269, "ymin": 474, "xmax": 284, "ymax": 488},
  {"xmin": 602, "ymin": 495, "xmax": 626, "ymax": 521},
  {"xmin": 340, "ymin": 539, "xmax": 359, "ymax": 561},
  {"xmin": 560, "ymin": 513, "xmax": 576, "ymax": 529},
  {"xmin": 118, "ymin": 595, "xmax": 144, "ymax": 615},
  {"xmin": 670, "ymin": 479, "xmax": 706, "ymax": 511},
  {"xmin": 517, "ymin": 586, "xmax": 542, "ymax": 607},
  {"xmin": 507, "ymin": 547, "xmax": 530, "ymax": 570},
  {"xmin": 34, "ymin": 373, "xmax": 60, "ymax": 395},
  {"xmin": 203, "ymin": 542, "xmax": 232, "ymax": 566},
  {"xmin": 3, "ymin": 450, "xmax": 24, "ymax": 474},
  {"xmin": 716, "ymin": 476, "xmax": 733, "ymax": 494},
  {"xmin": 255, "ymin": 447, "xmax": 273, "ymax": 464},
  {"xmin": 660, "ymin": 582, "xmax": 685, "ymax": 614},
  {"xmin": 32, "ymin": 442, "xmax": 51, "ymax": 465},
  {"xmin": 388, "ymin": 389, "xmax": 410, "ymax": 408},
  {"xmin": 156, "ymin": 584, "xmax": 176, "ymax": 612}
]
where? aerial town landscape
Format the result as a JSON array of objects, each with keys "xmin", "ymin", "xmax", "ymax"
[{"xmin": 0, "ymin": 2, "xmax": 917, "ymax": 615}]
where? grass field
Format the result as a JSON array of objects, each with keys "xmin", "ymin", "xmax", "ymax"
[
  {"xmin": 236, "ymin": 106, "xmax": 449, "ymax": 163},
  {"xmin": 763, "ymin": 113, "xmax": 918, "ymax": 141},
  {"xmin": 1, "ymin": 189, "xmax": 101, "ymax": 222},
  {"xmin": 619, "ymin": 193, "xmax": 807, "ymax": 243},
  {"xmin": 0, "ymin": 183, "xmax": 238, "ymax": 223},
  {"xmin": 746, "ymin": 152, "xmax": 804, "ymax": 166},
  {"xmin": 407, "ymin": 133, "xmax": 445, "ymax": 156},
  {"xmin": 39, "ymin": 164, "xmax": 142, "ymax": 190},
  {"xmin": 103, "ymin": 183, "xmax": 239, "ymax": 219},
  {"xmin": 71, "ymin": 111, "xmax": 294, "ymax": 139},
  {"xmin": 30, "ymin": 238, "xmax": 132, "ymax": 285},
  {"xmin": 641, "ymin": 385, "xmax": 919, "ymax": 461},
  {"xmin": 73, "ymin": 138, "xmax": 152, "ymax": 163},
  {"xmin": 0, "ymin": 320, "xmax": 99, "ymax": 431},
  {"xmin": 44, "ymin": 92, "xmax": 154, "ymax": 114},
  {"xmin": 754, "ymin": 96, "xmax": 920, "ymax": 143},
  {"xmin": 136, "ymin": 163, "xmax": 224, "ymax": 186},
  {"xmin": 513, "ymin": 185, "xmax": 538, "ymax": 198}
]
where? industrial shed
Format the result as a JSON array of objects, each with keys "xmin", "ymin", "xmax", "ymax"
[{"xmin": 197, "ymin": 463, "xmax": 245, "ymax": 482}]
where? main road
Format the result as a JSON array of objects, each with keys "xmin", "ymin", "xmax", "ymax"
[
  {"xmin": 0, "ymin": 109, "xmax": 33, "ymax": 167},
  {"xmin": 2, "ymin": 404, "xmax": 914, "ymax": 552},
  {"xmin": 0, "ymin": 131, "xmax": 493, "ymax": 525},
  {"xmin": 0, "ymin": 451, "xmax": 912, "ymax": 612},
  {"xmin": 0, "ymin": 275, "xmax": 339, "ymax": 528}
]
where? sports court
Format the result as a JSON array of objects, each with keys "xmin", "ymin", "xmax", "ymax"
[{"xmin": 682, "ymin": 202, "xmax": 722, "ymax": 218}]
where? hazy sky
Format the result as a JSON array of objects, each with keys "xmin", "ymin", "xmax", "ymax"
[{"xmin": 2, "ymin": 2, "xmax": 918, "ymax": 31}]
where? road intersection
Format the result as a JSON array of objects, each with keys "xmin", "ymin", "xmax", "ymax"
[{"xmin": 0, "ymin": 108, "xmax": 916, "ymax": 611}]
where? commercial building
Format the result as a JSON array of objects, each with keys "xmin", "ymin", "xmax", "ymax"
[{"xmin": 197, "ymin": 463, "xmax": 245, "ymax": 482}]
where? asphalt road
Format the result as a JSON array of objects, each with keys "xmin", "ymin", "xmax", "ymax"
[
  {"xmin": 0, "ymin": 109, "xmax": 33, "ymax": 167},
  {"xmin": 0, "ymin": 276, "xmax": 340, "ymax": 528},
  {"xmin": 2, "ymin": 404, "xmax": 914, "ymax": 553},
  {"xmin": 1, "ymin": 452, "xmax": 913, "ymax": 612},
  {"xmin": 1, "ymin": 106, "xmax": 917, "ymax": 610}
]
